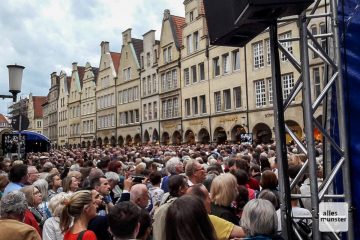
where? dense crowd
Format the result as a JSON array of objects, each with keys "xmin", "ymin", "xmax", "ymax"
[{"xmin": 0, "ymin": 142, "xmax": 323, "ymax": 240}]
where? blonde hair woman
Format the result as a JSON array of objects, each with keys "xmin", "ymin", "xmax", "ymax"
[
  {"xmin": 62, "ymin": 176, "xmax": 80, "ymax": 193},
  {"xmin": 210, "ymin": 173, "xmax": 240, "ymax": 225},
  {"xmin": 60, "ymin": 190, "xmax": 99, "ymax": 240}
]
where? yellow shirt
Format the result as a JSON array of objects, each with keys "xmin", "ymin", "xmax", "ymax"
[{"xmin": 209, "ymin": 214, "xmax": 234, "ymax": 240}]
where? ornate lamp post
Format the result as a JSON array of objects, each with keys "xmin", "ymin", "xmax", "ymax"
[{"xmin": 0, "ymin": 65, "xmax": 25, "ymax": 102}]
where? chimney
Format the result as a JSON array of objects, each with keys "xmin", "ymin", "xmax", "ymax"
[
  {"xmin": 72, "ymin": 62, "xmax": 78, "ymax": 71},
  {"xmin": 163, "ymin": 9, "xmax": 170, "ymax": 20},
  {"xmin": 101, "ymin": 41, "xmax": 109, "ymax": 54},
  {"xmin": 122, "ymin": 28, "xmax": 132, "ymax": 45}
]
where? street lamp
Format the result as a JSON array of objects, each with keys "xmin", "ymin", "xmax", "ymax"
[{"xmin": 0, "ymin": 64, "xmax": 25, "ymax": 102}]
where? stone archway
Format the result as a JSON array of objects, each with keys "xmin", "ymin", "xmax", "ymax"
[
  {"xmin": 118, "ymin": 136, "xmax": 124, "ymax": 147},
  {"xmin": 126, "ymin": 135, "xmax": 133, "ymax": 146},
  {"xmin": 184, "ymin": 129, "xmax": 195, "ymax": 145},
  {"xmin": 231, "ymin": 125, "xmax": 247, "ymax": 143},
  {"xmin": 110, "ymin": 136, "xmax": 116, "ymax": 147},
  {"xmin": 97, "ymin": 137, "xmax": 103, "ymax": 147},
  {"xmin": 213, "ymin": 127, "xmax": 227, "ymax": 144},
  {"xmin": 104, "ymin": 137, "xmax": 109, "ymax": 147},
  {"xmin": 285, "ymin": 120, "xmax": 303, "ymax": 144},
  {"xmin": 162, "ymin": 132, "xmax": 170, "ymax": 145},
  {"xmin": 87, "ymin": 141, "xmax": 91, "ymax": 148},
  {"xmin": 152, "ymin": 129, "xmax": 159, "ymax": 143},
  {"xmin": 143, "ymin": 130, "xmax": 150, "ymax": 144},
  {"xmin": 81, "ymin": 141, "xmax": 86, "ymax": 148},
  {"xmin": 172, "ymin": 131, "xmax": 182, "ymax": 145},
  {"xmin": 198, "ymin": 128, "xmax": 210, "ymax": 144},
  {"xmin": 252, "ymin": 123, "xmax": 272, "ymax": 144},
  {"xmin": 134, "ymin": 134, "xmax": 142, "ymax": 145},
  {"xmin": 92, "ymin": 140, "xmax": 97, "ymax": 148}
]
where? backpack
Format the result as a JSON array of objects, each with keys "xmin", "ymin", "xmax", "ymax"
[{"xmin": 291, "ymin": 219, "xmax": 312, "ymax": 240}]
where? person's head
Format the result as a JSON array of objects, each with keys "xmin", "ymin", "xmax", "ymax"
[
  {"xmin": 210, "ymin": 173, "xmax": 238, "ymax": 207},
  {"xmin": 260, "ymin": 170, "xmax": 278, "ymax": 190},
  {"xmin": 60, "ymin": 190, "xmax": 99, "ymax": 232},
  {"xmin": 186, "ymin": 183, "xmax": 211, "ymax": 213},
  {"xmin": 0, "ymin": 190, "xmax": 27, "ymax": 221},
  {"xmin": 46, "ymin": 173, "xmax": 62, "ymax": 190},
  {"xmin": 62, "ymin": 176, "xmax": 80, "ymax": 193},
  {"xmin": 258, "ymin": 189, "xmax": 279, "ymax": 210},
  {"xmin": 149, "ymin": 171, "xmax": 162, "ymax": 186},
  {"xmin": 108, "ymin": 201, "xmax": 141, "ymax": 239},
  {"xmin": 232, "ymin": 169, "xmax": 249, "ymax": 185},
  {"xmin": 130, "ymin": 183, "xmax": 149, "ymax": 209},
  {"xmin": 8, "ymin": 164, "xmax": 28, "ymax": 184},
  {"xmin": 168, "ymin": 175, "xmax": 188, "ymax": 197},
  {"xmin": 33, "ymin": 179, "xmax": 49, "ymax": 202},
  {"xmin": 108, "ymin": 161, "xmax": 122, "ymax": 174},
  {"xmin": 20, "ymin": 185, "xmax": 42, "ymax": 207},
  {"xmin": 185, "ymin": 159, "xmax": 206, "ymax": 184},
  {"xmin": 0, "ymin": 173, "xmax": 9, "ymax": 192},
  {"xmin": 105, "ymin": 171, "xmax": 119, "ymax": 190},
  {"xmin": 241, "ymin": 199, "xmax": 278, "ymax": 237},
  {"xmin": 166, "ymin": 157, "xmax": 184, "ymax": 175},
  {"xmin": 90, "ymin": 176, "xmax": 111, "ymax": 196},
  {"xmin": 67, "ymin": 170, "xmax": 82, "ymax": 183},
  {"xmin": 137, "ymin": 208, "xmax": 152, "ymax": 240},
  {"xmin": 165, "ymin": 195, "xmax": 216, "ymax": 240},
  {"xmin": 27, "ymin": 166, "xmax": 40, "ymax": 184},
  {"xmin": 48, "ymin": 192, "xmax": 71, "ymax": 217}
]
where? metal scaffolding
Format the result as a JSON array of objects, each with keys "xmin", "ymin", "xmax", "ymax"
[{"xmin": 273, "ymin": 0, "xmax": 354, "ymax": 239}]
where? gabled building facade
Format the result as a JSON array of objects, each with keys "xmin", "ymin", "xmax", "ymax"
[
  {"xmin": 140, "ymin": 30, "xmax": 160, "ymax": 144},
  {"xmin": 116, "ymin": 29, "xmax": 142, "ymax": 146},
  {"xmin": 158, "ymin": 10, "xmax": 185, "ymax": 144},
  {"xmin": 47, "ymin": 72, "xmax": 60, "ymax": 146},
  {"xmin": 27, "ymin": 94, "xmax": 46, "ymax": 134},
  {"xmin": 68, "ymin": 63, "xmax": 85, "ymax": 147},
  {"xmin": 58, "ymin": 71, "xmax": 70, "ymax": 148},
  {"xmin": 80, "ymin": 62, "xmax": 98, "ymax": 148},
  {"xmin": 96, "ymin": 41, "xmax": 119, "ymax": 147}
]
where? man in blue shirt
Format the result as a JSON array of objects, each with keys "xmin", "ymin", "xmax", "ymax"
[{"xmin": 3, "ymin": 164, "xmax": 28, "ymax": 195}]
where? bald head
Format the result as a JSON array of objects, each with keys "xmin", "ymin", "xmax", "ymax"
[{"xmin": 130, "ymin": 184, "xmax": 149, "ymax": 209}]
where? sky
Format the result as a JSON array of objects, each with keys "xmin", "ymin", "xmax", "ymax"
[{"xmin": 0, "ymin": 0, "xmax": 184, "ymax": 115}]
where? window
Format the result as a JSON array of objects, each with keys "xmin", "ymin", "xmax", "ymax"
[
  {"xmin": 166, "ymin": 71, "xmax": 172, "ymax": 90},
  {"xmin": 266, "ymin": 39, "xmax": 271, "ymax": 65},
  {"xmin": 313, "ymin": 68, "xmax": 321, "ymax": 98},
  {"xmin": 319, "ymin": 22, "xmax": 327, "ymax": 50},
  {"xmin": 199, "ymin": 62, "xmax": 205, "ymax": 81},
  {"xmin": 279, "ymin": 32, "xmax": 293, "ymax": 62},
  {"xmin": 185, "ymin": 99, "xmax": 191, "ymax": 116},
  {"xmin": 141, "ymin": 56, "xmax": 144, "ymax": 69},
  {"xmin": 282, "ymin": 73, "xmax": 295, "ymax": 100},
  {"xmin": 147, "ymin": 76, "xmax": 152, "ymax": 94},
  {"xmin": 187, "ymin": 35, "xmax": 193, "ymax": 54},
  {"xmin": 311, "ymin": 25, "xmax": 319, "ymax": 59},
  {"xmin": 143, "ymin": 104, "xmax": 147, "ymax": 121},
  {"xmin": 173, "ymin": 98, "xmax": 179, "ymax": 117},
  {"xmin": 189, "ymin": 11, "xmax": 194, "ymax": 22},
  {"xmin": 200, "ymin": 95, "xmax": 206, "ymax": 114},
  {"xmin": 123, "ymin": 90, "xmax": 128, "ymax": 103},
  {"xmin": 168, "ymin": 46, "xmax": 172, "ymax": 62},
  {"xmin": 222, "ymin": 53, "xmax": 230, "ymax": 74},
  {"xmin": 194, "ymin": 31, "xmax": 199, "ymax": 51},
  {"xmin": 148, "ymin": 103, "xmax": 152, "ymax": 120},
  {"xmin": 267, "ymin": 78, "xmax": 273, "ymax": 105},
  {"xmin": 36, "ymin": 120, "xmax": 42, "ymax": 128},
  {"xmin": 161, "ymin": 74, "xmax": 166, "ymax": 92},
  {"xmin": 162, "ymin": 101, "xmax": 167, "ymax": 118},
  {"xmin": 163, "ymin": 48, "xmax": 167, "ymax": 63},
  {"xmin": 153, "ymin": 101, "xmax": 158, "ymax": 119},
  {"xmin": 135, "ymin": 109, "xmax": 139, "ymax": 122},
  {"xmin": 123, "ymin": 68, "xmax": 131, "ymax": 81},
  {"xmin": 191, "ymin": 65, "xmax": 197, "ymax": 83},
  {"xmin": 153, "ymin": 74, "xmax": 157, "ymax": 93},
  {"xmin": 134, "ymin": 86, "xmax": 139, "ymax": 100},
  {"xmin": 253, "ymin": 41, "xmax": 264, "ymax": 69},
  {"xmin": 154, "ymin": 49, "xmax": 158, "ymax": 63},
  {"xmin": 147, "ymin": 52, "xmax": 151, "ymax": 67},
  {"xmin": 184, "ymin": 68, "xmax": 190, "ymax": 85},
  {"xmin": 213, "ymin": 57, "xmax": 220, "ymax": 77},
  {"xmin": 142, "ymin": 78, "xmax": 147, "ymax": 95},
  {"xmin": 129, "ymin": 111, "xmax": 134, "ymax": 124},
  {"xmin": 163, "ymin": 46, "xmax": 172, "ymax": 63},
  {"xmin": 128, "ymin": 88, "xmax": 133, "ymax": 102},
  {"xmin": 255, "ymin": 80, "xmax": 266, "ymax": 107},
  {"xmin": 223, "ymin": 89, "xmax": 231, "ymax": 110},
  {"xmin": 214, "ymin": 91, "xmax": 221, "ymax": 112},
  {"xmin": 167, "ymin": 100, "xmax": 173, "ymax": 118},
  {"xmin": 233, "ymin": 87, "xmax": 241, "ymax": 108},
  {"xmin": 192, "ymin": 97, "xmax": 198, "ymax": 115},
  {"xmin": 172, "ymin": 70, "xmax": 178, "ymax": 89},
  {"xmin": 232, "ymin": 50, "xmax": 240, "ymax": 71}
]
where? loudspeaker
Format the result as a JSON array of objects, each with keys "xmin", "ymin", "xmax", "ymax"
[{"xmin": 204, "ymin": 0, "xmax": 314, "ymax": 47}]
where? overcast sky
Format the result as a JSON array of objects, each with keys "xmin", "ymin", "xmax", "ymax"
[{"xmin": 0, "ymin": 0, "xmax": 184, "ymax": 115}]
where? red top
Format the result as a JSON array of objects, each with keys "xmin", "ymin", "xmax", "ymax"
[
  {"xmin": 64, "ymin": 230, "xmax": 97, "ymax": 240},
  {"xmin": 23, "ymin": 209, "xmax": 41, "ymax": 237}
]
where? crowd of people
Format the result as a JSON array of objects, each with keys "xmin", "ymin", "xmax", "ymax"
[{"xmin": 0, "ymin": 141, "xmax": 323, "ymax": 240}]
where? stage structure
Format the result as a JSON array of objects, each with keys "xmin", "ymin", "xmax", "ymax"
[{"xmin": 204, "ymin": 0, "xmax": 353, "ymax": 239}]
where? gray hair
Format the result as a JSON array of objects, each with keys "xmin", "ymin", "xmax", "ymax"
[
  {"xmin": 241, "ymin": 199, "xmax": 278, "ymax": 237},
  {"xmin": 33, "ymin": 178, "xmax": 49, "ymax": 202},
  {"xmin": 48, "ymin": 192, "xmax": 71, "ymax": 217},
  {"xmin": 185, "ymin": 159, "xmax": 199, "ymax": 177},
  {"xmin": 105, "ymin": 171, "xmax": 119, "ymax": 181},
  {"xmin": 0, "ymin": 190, "xmax": 28, "ymax": 218},
  {"xmin": 166, "ymin": 157, "xmax": 181, "ymax": 175}
]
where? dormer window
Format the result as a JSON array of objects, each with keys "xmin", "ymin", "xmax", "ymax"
[{"xmin": 190, "ymin": 11, "xmax": 194, "ymax": 22}]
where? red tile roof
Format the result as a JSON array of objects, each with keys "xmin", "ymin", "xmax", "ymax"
[
  {"xmin": 171, "ymin": 15, "xmax": 185, "ymax": 48},
  {"xmin": 0, "ymin": 114, "xmax": 9, "ymax": 123},
  {"xmin": 77, "ymin": 66, "xmax": 86, "ymax": 88},
  {"xmin": 32, "ymin": 96, "xmax": 47, "ymax": 118},
  {"xmin": 110, "ymin": 52, "xmax": 121, "ymax": 72}
]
